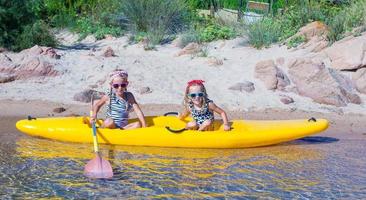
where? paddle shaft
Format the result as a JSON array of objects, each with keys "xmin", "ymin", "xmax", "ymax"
[
  {"xmin": 90, "ymin": 96, "xmax": 99, "ymax": 153},
  {"xmin": 91, "ymin": 111, "xmax": 99, "ymax": 152}
]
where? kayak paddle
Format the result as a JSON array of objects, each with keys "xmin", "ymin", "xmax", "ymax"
[{"xmin": 84, "ymin": 96, "xmax": 113, "ymax": 179}]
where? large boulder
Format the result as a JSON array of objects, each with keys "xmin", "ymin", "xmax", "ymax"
[
  {"xmin": 0, "ymin": 45, "xmax": 61, "ymax": 80},
  {"xmin": 352, "ymin": 68, "xmax": 366, "ymax": 94},
  {"xmin": 288, "ymin": 58, "xmax": 361, "ymax": 107},
  {"xmin": 0, "ymin": 54, "xmax": 15, "ymax": 71},
  {"xmin": 286, "ymin": 21, "xmax": 329, "ymax": 52},
  {"xmin": 325, "ymin": 34, "xmax": 366, "ymax": 70},
  {"xmin": 255, "ymin": 59, "xmax": 290, "ymax": 90},
  {"xmin": 293, "ymin": 21, "xmax": 328, "ymax": 40},
  {"xmin": 17, "ymin": 45, "xmax": 60, "ymax": 61},
  {"xmin": 15, "ymin": 57, "xmax": 59, "ymax": 79}
]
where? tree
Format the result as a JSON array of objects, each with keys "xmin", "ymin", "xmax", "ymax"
[{"xmin": 0, "ymin": 0, "xmax": 32, "ymax": 49}]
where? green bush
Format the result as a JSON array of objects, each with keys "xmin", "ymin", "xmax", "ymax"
[
  {"xmin": 15, "ymin": 20, "xmax": 57, "ymax": 50},
  {"xmin": 73, "ymin": 17, "xmax": 123, "ymax": 40},
  {"xmin": 129, "ymin": 32, "xmax": 147, "ymax": 43},
  {"xmin": 198, "ymin": 23, "xmax": 235, "ymax": 42},
  {"xmin": 287, "ymin": 35, "xmax": 306, "ymax": 48},
  {"xmin": 246, "ymin": 1, "xmax": 326, "ymax": 48},
  {"xmin": 94, "ymin": 26, "xmax": 123, "ymax": 40},
  {"xmin": 326, "ymin": 0, "xmax": 366, "ymax": 43},
  {"xmin": 343, "ymin": 1, "xmax": 366, "ymax": 31},
  {"xmin": 327, "ymin": 14, "xmax": 346, "ymax": 43},
  {"xmin": 0, "ymin": 0, "xmax": 33, "ymax": 50},
  {"xmin": 246, "ymin": 18, "xmax": 281, "ymax": 48},
  {"xmin": 179, "ymin": 29, "xmax": 201, "ymax": 48},
  {"xmin": 121, "ymin": 0, "xmax": 190, "ymax": 45}
]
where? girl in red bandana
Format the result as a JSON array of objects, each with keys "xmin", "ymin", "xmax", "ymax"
[{"xmin": 178, "ymin": 80, "xmax": 231, "ymax": 131}]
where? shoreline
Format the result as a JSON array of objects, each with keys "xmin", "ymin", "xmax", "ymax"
[{"xmin": 2, "ymin": 99, "xmax": 364, "ymax": 119}]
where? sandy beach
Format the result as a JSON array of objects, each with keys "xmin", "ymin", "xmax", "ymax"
[{"xmin": 1, "ymin": 35, "xmax": 366, "ymax": 115}]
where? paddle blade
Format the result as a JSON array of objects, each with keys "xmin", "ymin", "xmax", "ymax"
[{"xmin": 84, "ymin": 153, "xmax": 113, "ymax": 179}]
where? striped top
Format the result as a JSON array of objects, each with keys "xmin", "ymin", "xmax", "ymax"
[{"xmin": 106, "ymin": 91, "xmax": 132, "ymax": 128}]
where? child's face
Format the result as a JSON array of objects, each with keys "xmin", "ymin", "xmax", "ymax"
[
  {"xmin": 188, "ymin": 85, "xmax": 204, "ymax": 106},
  {"xmin": 111, "ymin": 77, "xmax": 128, "ymax": 95}
]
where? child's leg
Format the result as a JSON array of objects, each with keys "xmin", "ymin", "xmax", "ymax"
[
  {"xmin": 186, "ymin": 121, "xmax": 198, "ymax": 130},
  {"xmin": 122, "ymin": 121, "xmax": 141, "ymax": 130},
  {"xmin": 198, "ymin": 120, "xmax": 213, "ymax": 131},
  {"xmin": 102, "ymin": 118, "xmax": 117, "ymax": 129}
]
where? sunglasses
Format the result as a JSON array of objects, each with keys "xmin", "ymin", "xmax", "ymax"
[
  {"xmin": 188, "ymin": 92, "xmax": 205, "ymax": 98},
  {"xmin": 112, "ymin": 83, "xmax": 128, "ymax": 89}
]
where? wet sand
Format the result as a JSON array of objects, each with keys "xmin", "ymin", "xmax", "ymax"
[{"xmin": 1, "ymin": 99, "xmax": 366, "ymax": 143}]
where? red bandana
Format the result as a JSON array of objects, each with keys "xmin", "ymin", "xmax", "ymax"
[{"xmin": 187, "ymin": 80, "xmax": 205, "ymax": 87}]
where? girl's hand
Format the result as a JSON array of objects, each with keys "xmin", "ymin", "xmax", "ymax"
[
  {"xmin": 223, "ymin": 124, "xmax": 231, "ymax": 131},
  {"xmin": 90, "ymin": 115, "xmax": 97, "ymax": 124},
  {"xmin": 177, "ymin": 112, "xmax": 183, "ymax": 120}
]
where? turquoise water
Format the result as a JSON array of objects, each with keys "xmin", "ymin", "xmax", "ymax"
[{"xmin": 1, "ymin": 130, "xmax": 366, "ymax": 199}]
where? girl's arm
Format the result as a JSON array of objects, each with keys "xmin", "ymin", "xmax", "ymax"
[
  {"xmin": 178, "ymin": 106, "xmax": 190, "ymax": 120},
  {"xmin": 91, "ymin": 95, "xmax": 108, "ymax": 121},
  {"xmin": 128, "ymin": 93, "xmax": 147, "ymax": 127},
  {"xmin": 208, "ymin": 102, "xmax": 231, "ymax": 131}
]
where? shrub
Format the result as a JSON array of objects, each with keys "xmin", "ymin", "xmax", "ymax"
[
  {"xmin": 246, "ymin": 1, "xmax": 326, "ymax": 48},
  {"xmin": 343, "ymin": 1, "xmax": 366, "ymax": 31},
  {"xmin": 179, "ymin": 29, "xmax": 201, "ymax": 48},
  {"xmin": 0, "ymin": 0, "xmax": 33, "ymax": 49},
  {"xmin": 74, "ymin": 17, "xmax": 123, "ymax": 40},
  {"xmin": 121, "ymin": 0, "xmax": 190, "ymax": 45},
  {"xmin": 326, "ymin": 0, "xmax": 366, "ymax": 43},
  {"xmin": 327, "ymin": 14, "xmax": 346, "ymax": 43},
  {"xmin": 129, "ymin": 32, "xmax": 147, "ymax": 43},
  {"xmin": 287, "ymin": 35, "xmax": 306, "ymax": 48},
  {"xmin": 15, "ymin": 20, "xmax": 57, "ymax": 50},
  {"xmin": 246, "ymin": 18, "xmax": 281, "ymax": 48},
  {"xmin": 198, "ymin": 23, "xmax": 236, "ymax": 42}
]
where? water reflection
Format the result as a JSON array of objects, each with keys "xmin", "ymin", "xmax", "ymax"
[
  {"xmin": 10, "ymin": 136, "xmax": 323, "ymax": 198},
  {"xmin": 0, "ymin": 135, "xmax": 364, "ymax": 199}
]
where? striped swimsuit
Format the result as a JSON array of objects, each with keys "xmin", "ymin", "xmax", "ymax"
[
  {"xmin": 189, "ymin": 99, "xmax": 214, "ymax": 125},
  {"xmin": 106, "ymin": 91, "xmax": 132, "ymax": 128}
]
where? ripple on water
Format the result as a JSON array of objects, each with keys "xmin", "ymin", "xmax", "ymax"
[{"xmin": 0, "ymin": 136, "xmax": 365, "ymax": 199}]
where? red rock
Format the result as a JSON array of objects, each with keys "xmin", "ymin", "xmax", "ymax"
[
  {"xmin": 352, "ymin": 68, "xmax": 366, "ymax": 94},
  {"xmin": 53, "ymin": 107, "xmax": 66, "ymax": 113},
  {"xmin": 103, "ymin": 47, "xmax": 116, "ymax": 57},
  {"xmin": 325, "ymin": 35, "xmax": 366, "ymax": 70},
  {"xmin": 255, "ymin": 59, "xmax": 289, "ymax": 90},
  {"xmin": 177, "ymin": 43, "xmax": 200, "ymax": 56},
  {"xmin": 288, "ymin": 58, "xmax": 361, "ymax": 106}
]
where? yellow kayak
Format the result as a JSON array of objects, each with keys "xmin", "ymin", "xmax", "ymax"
[{"xmin": 16, "ymin": 115, "xmax": 329, "ymax": 148}]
